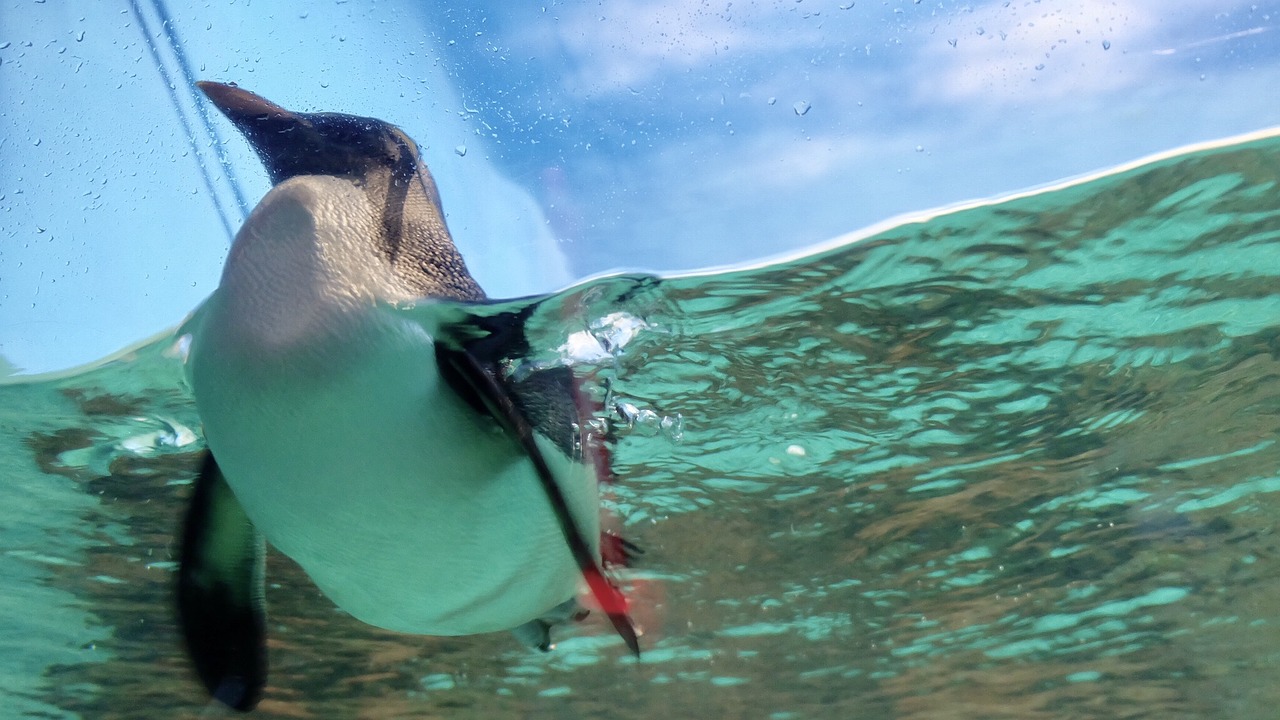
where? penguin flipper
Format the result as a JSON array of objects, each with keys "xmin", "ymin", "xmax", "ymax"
[
  {"xmin": 177, "ymin": 451, "xmax": 267, "ymax": 712},
  {"xmin": 434, "ymin": 336, "xmax": 641, "ymax": 657}
]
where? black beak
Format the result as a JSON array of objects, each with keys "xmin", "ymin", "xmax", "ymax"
[
  {"xmin": 198, "ymin": 81, "xmax": 297, "ymax": 130},
  {"xmin": 198, "ymin": 81, "xmax": 318, "ymax": 184}
]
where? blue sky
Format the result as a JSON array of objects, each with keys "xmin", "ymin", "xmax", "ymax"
[
  {"xmin": 436, "ymin": 0, "xmax": 1280, "ymax": 270},
  {"xmin": 2, "ymin": 0, "xmax": 1278, "ymax": 373}
]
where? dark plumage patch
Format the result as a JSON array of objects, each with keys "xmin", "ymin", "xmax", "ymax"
[
  {"xmin": 176, "ymin": 452, "xmax": 266, "ymax": 713},
  {"xmin": 434, "ymin": 325, "xmax": 639, "ymax": 656}
]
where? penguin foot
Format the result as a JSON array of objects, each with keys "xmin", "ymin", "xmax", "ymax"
[
  {"xmin": 601, "ymin": 530, "xmax": 644, "ymax": 568},
  {"xmin": 511, "ymin": 598, "xmax": 592, "ymax": 652}
]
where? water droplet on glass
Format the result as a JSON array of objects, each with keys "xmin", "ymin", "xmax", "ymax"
[
  {"xmin": 455, "ymin": 145, "xmax": 467, "ymax": 157},
  {"xmin": 915, "ymin": 145, "xmax": 924, "ymax": 153},
  {"xmin": 1035, "ymin": 63, "xmax": 1045, "ymax": 71},
  {"xmin": 75, "ymin": 30, "xmax": 85, "ymax": 42},
  {"xmin": 793, "ymin": 100, "xmax": 811, "ymax": 116},
  {"xmin": 839, "ymin": 2, "xmax": 854, "ymax": 8},
  {"xmin": 1102, "ymin": 39, "xmax": 1111, "ymax": 50},
  {"xmin": 0, "ymin": 42, "xmax": 10, "ymax": 50},
  {"xmin": 767, "ymin": 96, "xmax": 777, "ymax": 105}
]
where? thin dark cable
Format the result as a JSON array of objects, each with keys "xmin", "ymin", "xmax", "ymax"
[
  {"xmin": 127, "ymin": 0, "xmax": 238, "ymax": 242},
  {"xmin": 150, "ymin": 0, "xmax": 253, "ymax": 219}
]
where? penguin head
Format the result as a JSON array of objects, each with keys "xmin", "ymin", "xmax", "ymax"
[
  {"xmin": 198, "ymin": 81, "xmax": 428, "ymax": 196},
  {"xmin": 197, "ymin": 81, "xmax": 485, "ymax": 303}
]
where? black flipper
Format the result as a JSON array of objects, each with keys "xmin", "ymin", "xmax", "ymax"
[
  {"xmin": 435, "ymin": 333, "xmax": 641, "ymax": 657},
  {"xmin": 177, "ymin": 451, "xmax": 267, "ymax": 712}
]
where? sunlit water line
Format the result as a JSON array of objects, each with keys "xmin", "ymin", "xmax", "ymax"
[
  {"xmin": 2, "ymin": 125, "xmax": 1279, "ymax": 718},
  {"xmin": 9, "ymin": 124, "xmax": 1280, "ymax": 385},
  {"xmin": 650, "ymin": 123, "xmax": 1280, "ymax": 281}
]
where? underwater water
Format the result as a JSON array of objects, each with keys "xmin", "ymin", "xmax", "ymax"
[{"xmin": 3, "ymin": 128, "xmax": 1280, "ymax": 719}]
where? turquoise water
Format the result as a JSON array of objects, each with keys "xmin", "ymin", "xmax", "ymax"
[{"xmin": 3, "ymin": 129, "xmax": 1280, "ymax": 718}]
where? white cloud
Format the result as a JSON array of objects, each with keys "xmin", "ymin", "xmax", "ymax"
[
  {"xmin": 526, "ymin": 0, "xmax": 1266, "ymax": 107},
  {"xmin": 910, "ymin": 0, "xmax": 1264, "ymax": 106},
  {"xmin": 911, "ymin": 0, "xmax": 1157, "ymax": 104},
  {"xmin": 531, "ymin": 0, "xmax": 826, "ymax": 94},
  {"xmin": 715, "ymin": 130, "xmax": 875, "ymax": 190}
]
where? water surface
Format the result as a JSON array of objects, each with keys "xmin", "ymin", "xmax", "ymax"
[{"xmin": 3, "ymin": 129, "xmax": 1280, "ymax": 719}]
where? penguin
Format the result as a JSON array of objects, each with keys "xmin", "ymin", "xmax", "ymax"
[{"xmin": 175, "ymin": 82, "xmax": 638, "ymax": 712}]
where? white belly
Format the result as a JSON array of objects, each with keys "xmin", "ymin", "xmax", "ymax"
[{"xmin": 188, "ymin": 303, "xmax": 598, "ymax": 636}]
